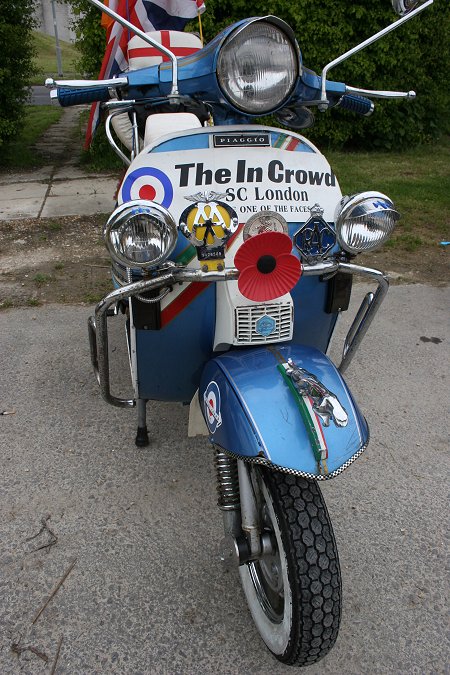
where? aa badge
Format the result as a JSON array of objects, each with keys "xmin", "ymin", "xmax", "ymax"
[{"xmin": 179, "ymin": 192, "xmax": 238, "ymax": 272}]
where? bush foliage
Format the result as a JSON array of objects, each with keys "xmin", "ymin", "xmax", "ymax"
[
  {"xmin": 69, "ymin": 0, "xmax": 449, "ymax": 150},
  {"xmin": 68, "ymin": 0, "xmax": 107, "ymax": 76},
  {"xmin": 0, "ymin": 0, "xmax": 37, "ymax": 149}
]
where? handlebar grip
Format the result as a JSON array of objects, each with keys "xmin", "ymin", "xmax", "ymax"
[
  {"xmin": 337, "ymin": 94, "xmax": 374, "ymax": 117},
  {"xmin": 56, "ymin": 86, "xmax": 111, "ymax": 107}
]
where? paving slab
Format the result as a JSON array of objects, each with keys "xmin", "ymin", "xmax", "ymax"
[
  {"xmin": 0, "ymin": 106, "xmax": 121, "ymax": 220},
  {"xmin": 0, "ymin": 182, "xmax": 48, "ymax": 220},
  {"xmin": 48, "ymin": 177, "xmax": 118, "ymax": 198},
  {"xmin": 0, "ymin": 167, "xmax": 54, "ymax": 185},
  {"xmin": 38, "ymin": 177, "xmax": 118, "ymax": 217},
  {"xmin": 52, "ymin": 165, "xmax": 120, "ymax": 181}
]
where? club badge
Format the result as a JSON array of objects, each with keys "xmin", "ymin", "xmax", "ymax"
[
  {"xmin": 243, "ymin": 211, "xmax": 288, "ymax": 241},
  {"xmin": 294, "ymin": 204, "xmax": 336, "ymax": 263},
  {"xmin": 179, "ymin": 192, "xmax": 238, "ymax": 272}
]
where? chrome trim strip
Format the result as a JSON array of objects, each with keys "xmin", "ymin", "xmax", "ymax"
[{"xmin": 215, "ymin": 435, "xmax": 370, "ymax": 481}]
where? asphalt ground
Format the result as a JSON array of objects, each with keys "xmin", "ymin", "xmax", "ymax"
[
  {"xmin": 0, "ymin": 282, "xmax": 448, "ymax": 674},
  {"xmin": 29, "ymin": 86, "xmax": 51, "ymax": 106}
]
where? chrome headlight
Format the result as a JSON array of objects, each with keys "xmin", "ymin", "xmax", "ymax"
[
  {"xmin": 104, "ymin": 200, "xmax": 177, "ymax": 268},
  {"xmin": 217, "ymin": 18, "xmax": 299, "ymax": 114},
  {"xmin": 336, "ymin": 192, "xmax": 400, "ymax": 254}
]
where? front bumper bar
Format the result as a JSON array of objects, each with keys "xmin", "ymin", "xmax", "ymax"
[{"xmin": 87, "ymin": 261, "xmax": 388, "ymax": 408}]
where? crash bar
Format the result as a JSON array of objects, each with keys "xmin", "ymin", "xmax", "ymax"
[{"xmin": 88, "ymin": 261, "xmax": 387, "ymax": 407}]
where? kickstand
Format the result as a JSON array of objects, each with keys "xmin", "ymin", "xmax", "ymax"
[{"xmin": 135, "ymin": 398, "xmax": 149, "ymax": 447}]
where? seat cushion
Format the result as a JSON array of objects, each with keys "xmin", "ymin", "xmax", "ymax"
[{"xmin": 128, "ymin": 30, "xmax": 202, "ymax": 70}]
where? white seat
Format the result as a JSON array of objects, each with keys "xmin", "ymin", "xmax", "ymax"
[{"xmin": 144, "ymin": 112, "xmax": 201, "ymax": 147}]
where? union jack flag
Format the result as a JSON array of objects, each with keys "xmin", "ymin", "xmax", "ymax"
[{"xmin": 85, "ymin": 0, "xmax": 206, "ymax": 148}]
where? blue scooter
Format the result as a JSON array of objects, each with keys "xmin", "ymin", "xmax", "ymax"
[{"xmin": 47, "ymin": 0, "xmax": 432, "ymax": 665}]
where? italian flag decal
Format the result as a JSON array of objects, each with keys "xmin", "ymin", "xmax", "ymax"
[
  {"xmin": 277, "ymin": 362, "xmax": 329, "ymax": 475},
  {"xmin": 272, "ymin": 133, "xmax": 302, "ymax": 152}
]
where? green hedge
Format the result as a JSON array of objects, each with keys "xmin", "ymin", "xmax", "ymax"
[
  {"xmin": 69, "ymin": 0, "xmax": 450, "ymax": 150},
  {"xmin": 199, "ymin": 0, "xmax": 449, "ymax": 150},
  {"xmin": 0, "ymin": 0, "xmax": 37, "ymax": 150}
]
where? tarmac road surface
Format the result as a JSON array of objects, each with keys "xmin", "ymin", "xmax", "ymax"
[
  {"xmin": 0, "ymin": 283, "xmax": 448, "ymax": 674},
  {"xmin": 29, "ymin": 86, "xmax": 52, "ymax": 106}
]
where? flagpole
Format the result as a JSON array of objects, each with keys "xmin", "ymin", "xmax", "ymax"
[
  {"xmin": 86, "ymin": 0, "xmax": 179, "ymax": 94},
  {"xmin": 197, "ymin": 10, "xmax": 204, "ymax": 46}
]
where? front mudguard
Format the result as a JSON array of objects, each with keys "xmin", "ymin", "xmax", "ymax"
[{"xmin": 199, "ymin": 344, "xmax": 369, "ymax": 480}]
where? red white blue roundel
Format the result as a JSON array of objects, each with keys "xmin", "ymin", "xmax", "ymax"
[
  {"xmin": 204, "ymin": 381, "xmax": 222, "ymax": 433},
  {"xmin": 121, "ymin": 167, "xmax": 174, "ymax": 209}
]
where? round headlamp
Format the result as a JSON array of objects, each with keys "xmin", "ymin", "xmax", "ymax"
[
  {"xmin": 336, "ymin": 192, "xmax": 400, "ymax": 254},
  {"xmin": 104, "ymin": 200, "xmax": 177, "ymax": 268},
  {"xmin": 217, "ymin": 19, "xmax": 299, "ymax": 114}
]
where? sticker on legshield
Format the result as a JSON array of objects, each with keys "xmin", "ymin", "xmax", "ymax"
[
  {"xmin": 121, "ymin": 166, "xmax": 174, "ymax": 209},
  {"xmin": 204, "ymin": 381, "xmax": 222, "ymax": 433}
]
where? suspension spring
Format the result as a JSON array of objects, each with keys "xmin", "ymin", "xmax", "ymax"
[{"xmin": 214, "ymin": 448, "xmax": 240, "ymax": 511}]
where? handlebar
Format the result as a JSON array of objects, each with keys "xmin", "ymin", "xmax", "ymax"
[
  {"xmin": 55, "ymin": 86, "xmax": 112, "ymax": 107},
  {"xmin": 45, "ymin": 76, "xmax": 128, "ymax": 107},
  {"xmin": 336, "ymin": 94, "xmax": 374, "ymax": 117}
]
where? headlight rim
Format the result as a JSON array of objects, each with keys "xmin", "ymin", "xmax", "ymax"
[
  {"xmin": 104, "ymin": 199, "xmax": 178, "ymax": 269},
  {"xmin": 336, "ymin": 191, "xmax": 400, "ymax": 255},
  {"xmin": 216, "ymin": 16, "xmax": 301, "ymax": 116}
]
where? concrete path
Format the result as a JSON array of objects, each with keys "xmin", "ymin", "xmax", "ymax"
[{"xmin": 0, "ymin": 107, "xmax": 119, "ymax": 221}]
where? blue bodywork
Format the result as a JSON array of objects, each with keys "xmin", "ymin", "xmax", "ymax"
[
  {"xmin": 135, "ymin": 283, "xmax": 216, "ymax": 401},
  {"xmin": 125, "ymin": 16, "xmax": 346, "ymax": 122},
  {"xmin": 199, "ymin": 345, "xmax": 369, "ymax": 479}
]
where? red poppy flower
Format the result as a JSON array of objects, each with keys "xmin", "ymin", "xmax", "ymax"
[{"xmin": 234, "ymin": 231, "xmax": 302, "ymax": 302}]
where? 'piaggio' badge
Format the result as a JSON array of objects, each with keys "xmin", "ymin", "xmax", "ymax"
[{"xmin": 179, "ymin": 192, "xmax": 238, "ymax": 272}]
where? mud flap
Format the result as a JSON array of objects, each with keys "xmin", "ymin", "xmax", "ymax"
[{"xmin": 199, "ymin": 344, "xmax": 369, "ymax": 480}]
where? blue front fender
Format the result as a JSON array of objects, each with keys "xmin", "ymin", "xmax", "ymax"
[{"xmin": 199, "ymin": 345, "xmax": 369, "ymax": 480}]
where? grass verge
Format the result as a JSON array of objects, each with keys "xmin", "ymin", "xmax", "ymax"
[
  {"xmin": 328, "ymin": 137, "xmax": 450, "ymax": 249},
  {"xmin": 31, "ymin": 31, "xmax": 81, "ymax": 85},
  {"xmin": 0, "ymin": 106, "xmax": 63, "ymax": 169}
]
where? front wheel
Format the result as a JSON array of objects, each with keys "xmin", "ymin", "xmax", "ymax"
[{"xmin": 239, "ymin": 468, "xmax": 341, "ymax": 667}]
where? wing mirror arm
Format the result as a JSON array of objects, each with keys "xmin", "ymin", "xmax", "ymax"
[
  {"xmin": 318, "ymin": 0, "xmax": 433, "ymax": 110},
  {"xmin": 86, "ymin": 0, "xmax": 179, "ymax": 95}
]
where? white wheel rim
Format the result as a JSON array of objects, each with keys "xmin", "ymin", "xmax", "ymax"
[{"xmin": 239, "ymin": 478, "xmax": 293, "ymax": 655}]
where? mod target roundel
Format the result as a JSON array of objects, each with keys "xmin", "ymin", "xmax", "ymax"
[
  {"xmin": 121, "ymin": 167, "xmax": 174, "ymax": 209},
  {"xmin": 203, "ymin": 381, "xmax": 222, "ymax": 434}
]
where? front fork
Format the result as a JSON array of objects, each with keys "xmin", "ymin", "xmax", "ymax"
[{"xmin": 215, "ymin": 448, "xmax": 273, "ymax": 566}]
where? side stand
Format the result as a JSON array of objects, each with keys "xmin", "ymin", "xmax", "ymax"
[{"xmin": 135, "ymin": 398, "xmax": 149, "ymax": 447}]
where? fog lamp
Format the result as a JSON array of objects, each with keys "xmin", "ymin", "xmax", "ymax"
[
  {"xmin": 104, "ymin": 201, "xmax": 177, "ymax": 268},
  {"xmin": 336, "ymin": 192, "xmax": 400, "ymax": 254}
]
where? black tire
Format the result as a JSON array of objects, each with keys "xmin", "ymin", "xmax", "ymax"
[{"xmin": 239, "ymin": 467, "xmax": 341, "ymax": 667}]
